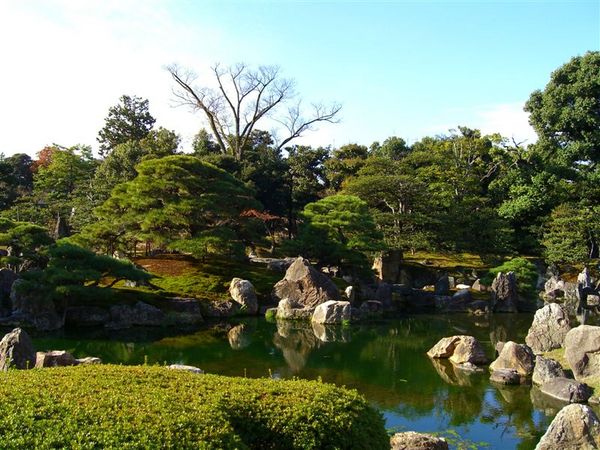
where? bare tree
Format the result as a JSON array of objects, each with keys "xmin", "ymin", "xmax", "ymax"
[{"xmin": 167, "ymin": 63, "xmax": 341, "ymax": 161}]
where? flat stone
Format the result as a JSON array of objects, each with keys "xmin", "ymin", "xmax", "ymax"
[
  {"xmin": 539, "ymin": 377, "xmax": 592, "ymax": 404},
  {"xmin": 390, "ymin": 431, "xmax": 448, "ymax": 450},
  {"xmin": 35, "ymin": 350, "xmax": 78, "ymax": 368},
  {"xmin": 167, "ymin": 364, "xmax": 204, "ymax": 374}
]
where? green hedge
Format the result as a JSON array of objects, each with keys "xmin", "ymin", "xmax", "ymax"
[{"xmin": 0, "ymin": 365, "xmax": 388, "ymax": 449}]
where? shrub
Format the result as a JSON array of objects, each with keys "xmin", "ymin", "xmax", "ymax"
[
  {"xmin": 0, "ymin": 365, "xmax": 388, "ymax": 450},
  {"xmin": 481, "ymin": 257, "xmax": 538, "ymax": 299}
]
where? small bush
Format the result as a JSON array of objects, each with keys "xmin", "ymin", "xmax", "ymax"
[
  {"xmin": 481, "ymin": 257, "xmax": 538, "ymax": 299},
  {"xmin": 0, "ymin": 365, "xmax": 388, "ymax": 450}
]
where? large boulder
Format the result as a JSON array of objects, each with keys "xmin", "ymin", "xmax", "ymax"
[
  {"xmin": 64, "ymin": 306, "xmax": 110, "ymax": 327},
  {"xmin": 427, "ymin": 335, "xmax": 488, "ymax": 365},
  {"xmin": 390, "ymin": 432, "xmax": 448, "ymax": 450},
  {"xmin": 533, "ymin": 356, "xmax": 567, "ymax": 385},
  {"xmin": 491, "ymin": 272, "xmax": 518, "ymax": 313},
  {"xmin": 35, "ymin": 350, "xmax": 78, "ymax": 368},
  {"xmin": 489, "ymin": 341, "xmax": 534, "ymax": 376},
  {"xmin": 107, "ymin": 301, "xmax": 164, "ymax": 329},
  {"xmin": 374, "ymin": 282, "xmax": 392, "ymax": 308},
  {"xmin": 229, "ymin": 278, "xmax": 258, "ymax": 314},
  {"xmin": 10, "ymin": 279, "xmax": 64, "ymax": 331},
  {"xmin": 0, "ymin": 328, "xmax": 35, "ymax": 370},
  {"xmin": 271, "ymin": 257, "xmax": 340, "ymax": 308},
  {"xmin": 434, "ymin": 275, "xmax": 450, "ymax": 295},
  {"xmin": 275, "ymin": 298, "xmax": 314, "ymax": 320},
  {"xmin": 372, "ymin": 250, "xmax": 403, "ymax": 283},
  {"xmin": 564, "ymin": 325, "xmax": 600, "ymax": 381},
  {"xmin": 539, "ymin": 377, "xmax": 592, "ymax": 404},
  {"xmin": 535, "ymin": 404, "xmax": 600, "ymax": 450},
  {"xmin": 525, "ymin": 303, "xmax": 571, "ymax": 353},
  {"xmin": 312, "ymin": 300, "xmax": 351, "ymax": 324}
]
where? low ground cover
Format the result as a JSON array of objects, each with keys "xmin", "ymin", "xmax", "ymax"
[{"xmin": 0, "ymin": 365, "xmax": 388, "ymax": 449}]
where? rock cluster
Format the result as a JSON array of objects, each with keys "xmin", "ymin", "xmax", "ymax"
[
  {"xmin": 272, "ymin": 257, "xmax": 340, "ymax": 308},
  {"xmin": 427, "ymin": 335, "xmax": 488, "ymax": 366}
]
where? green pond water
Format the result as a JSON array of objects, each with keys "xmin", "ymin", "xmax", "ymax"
[{"xmin": 27, "ymin": 314, "xmax": 576, "ymax": 449}]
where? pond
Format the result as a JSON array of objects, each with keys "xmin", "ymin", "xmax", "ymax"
[{"xmin": 28, "ymin": 314, "xmax": 570, "ymax": 449}]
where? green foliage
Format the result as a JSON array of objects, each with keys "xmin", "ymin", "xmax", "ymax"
[
  {"xmin": 97, "ymin": 94, "xmax": 156, "ymax": 156},
  {"xmin": 0, "ymin": 153, "xmax": 33, "ymax": 210},
  {"xmin": 84, "ymin": 156, "xmax": 260, "ymax": 256},
  {"xmin": 482, "ymin": 257, "xmax": 538, "ymax": 298},
  {"xmin": 0, "ymin": 365, "xmax": 388, "ymax": 449},
  {"xmin": 94, "ymin": 127, "xmax": 181, "ymax": 201},
  {"xmin": 0, "ymin": 218, "xmax": 53, "ymax": 272},
  {"xmin": 542, "ymin": 202, "xmax": 600, "ymax": 264},
  {"xmin": 168, "ymin": 228, "xmax": 245, "ymax": 261},
  {"xmin": 289, "ymin": 194, "xmax": 384, "ymax": 269},
  {"xmin": 20, "ymin": 241, "xmax": 151, "ymax": 304}
]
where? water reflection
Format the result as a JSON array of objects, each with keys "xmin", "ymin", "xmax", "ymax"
[{"xmin": 27, "ymin": 314, "xmax": 557, "ymax": 449}]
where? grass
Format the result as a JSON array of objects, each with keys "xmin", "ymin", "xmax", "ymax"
[
  {"xmin": 402, "ymin": 251, "xmax": 496, "ymax": 271},
  {"xmin": 0, "ymin": 365, "xmax": 388, "ymax": 450},
  {"xmin": 542, "ymin": 348, "xmax": 568, "ymax": 368},
  {"xmin": 112, "ymin": 254, "xmax": 283, "ymax": 304}
]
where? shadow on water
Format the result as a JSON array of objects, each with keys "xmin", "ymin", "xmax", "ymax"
[{"xmin": 28, "ymin": 313, "xmax": 567, "ymax": 449}]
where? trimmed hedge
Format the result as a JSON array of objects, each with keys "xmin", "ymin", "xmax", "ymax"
[{"xmin": 0, "ymin": 365, "xmax": 388, "ymax": 449}]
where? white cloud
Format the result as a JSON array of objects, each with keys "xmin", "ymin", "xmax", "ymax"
[
  {"xmin": 476, "ymin": 102, "xmax": 538, "ymax": 144},
  {"xmin": 0, "ymin": 0, "xmax": 216, "ymax": 156}
]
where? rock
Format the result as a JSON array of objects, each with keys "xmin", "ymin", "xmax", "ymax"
[
  {"xmin": 525, "ymin": 303, "xmax": 571, "ymax": 353},
  {"xmin": 564, "ymin": 325, "xmax": 600, "ymax": 381},
  {"xmin": 76, "ymin": 356, "xmax": 102, "ymax": 365},
  {"xmin": 0, "ymin": 328, "xmax": 35, "ymax": 370},
  {"xmin": 64, "ymin": 306, "xmax": 110, "ymax": 327},
  {"xmin": 312, "ymin": 300, "xmax": 351, "ymax": 324},
  {"xmin": 539, "ymin": 377, "xmax": 592, "ymax": 403},
  {"xmin": 427, "ymin": 335, "xmax": 488, "ymax": 365},
  {"xmin": 271, "ymin": 257, "xmax": 340, "ymax": 308},
  {"xmin": 35, "ymin": 350, "xmax": 78, "ymax": 368},
  {"xmin": 578, "ymin": 268, "xmax": 593, "ymax": 288},
  {"xmin": 344, "ymin": 285, "xmax": 355, "ymax": 302},
  {"xmin": 472, "ymin": 279, "xmax": 487, "ymax": 292},
  {"xmin": 276, "ymin": 298, "xmax": 314, "ymax": 320},
  {"xmin": 372, "ymin": 249, "xmax": 403, "ymax": 283},
  {"xmin": 535, "ymin": 404, "xmax": 600, "ymax": 450},
  {"xmin": 0, "ymin": 268, "xmax": 17, "ymax": 314},
  {"xmin": 452, "ymin": 289, "xmax": 472, "ymax": 303},
  {"xmin": 359, "ymin": 300, "xmax": 383, "ymax": 314},
  {"xmin": 533, "ymin": 356, "xmax": 568, "ymax": 385},
  {"xmin": 163, "ymin": 298, "xmax": 203, "ymax": 324},
  {"xmin": 167, "ymin": 364, "xmax": 204, "ymax": 374},
  {"xmin": 107, "ymin": 301, "xmax": 164, "ymax": 328},
  {"xmin": 374, "ymin": 282, "xmax": 392, "ymax": 308},
  {"xmin": 489, "ymin": 341, "xmax": 534, "ymax": 376},
  {"xmin": 229, "ymin": 278, "xmax": 258, "ymax": 314},
  {"xmin": 203, "ymin": 300, "xmax": 238, "ymax": 318},
  {"xmin": 10, "ymin": 279, "xmax": 64, "ymax": 331},
  {"xmin": 390, "ymin": 431, "xmax": 448, "ymax": 450},
  {"xmin": 545, "ymin": 276, "xmax": 565, "ymax": 297},
  {"xmin": 490, "ymin": 368, "xmax": 521, "ymax": 385},
  {"xmin": 491, "ymin": 272, "xmax": 518, "ymax": 313},
  {"xmin": 434, "ymin": 275, "xmax": 450, "ymax": 295},
  {"xmin": 495, "ymin": 341, "xmax": 506, "ymax": 356},
  {"xmin": 265, "ymin": 257, "xmax": 296, "ymax": 272},
  {"xmin": 456, "ymin": 283, "xmax": 471, "ymax": 290}
]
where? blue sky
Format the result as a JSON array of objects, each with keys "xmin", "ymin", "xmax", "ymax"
[{"xmin": 0, "ymin": 0, "xmax": 598, "ymax": 155}]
